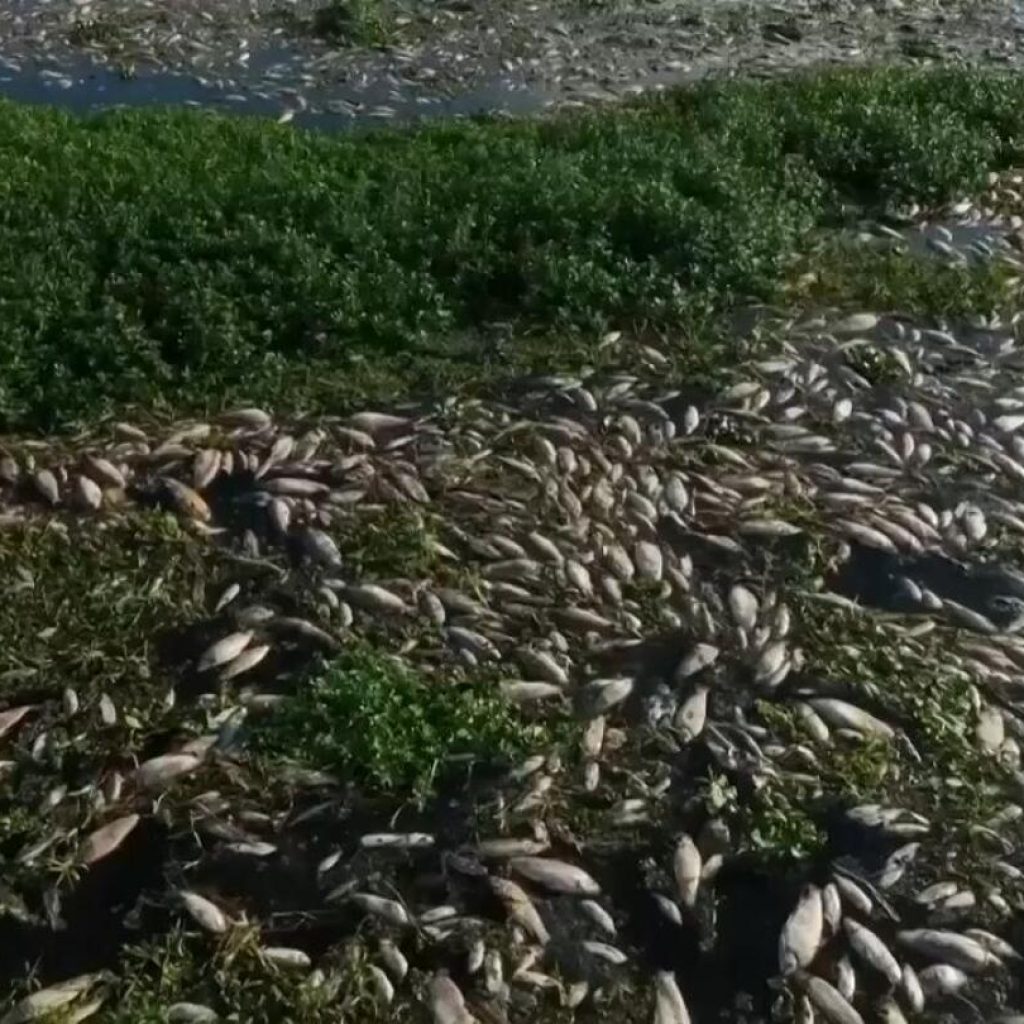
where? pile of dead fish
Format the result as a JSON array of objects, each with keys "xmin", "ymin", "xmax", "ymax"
[{"xmin": 8, "ymin": 182, "xmax": 1024, "ymax": 1021}]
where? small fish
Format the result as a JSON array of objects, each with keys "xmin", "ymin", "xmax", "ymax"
[
  {"xmin": 491, "ymin": 876, "xmax": 549, "ymax": 944},
  {"xmin": 896, "ymin": 929, "xmax": 993, "ymax": 972}
]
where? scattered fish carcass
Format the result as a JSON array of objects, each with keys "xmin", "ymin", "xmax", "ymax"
[{"xmin": 10, "ymin": 196, "xmax": 1024, "ymax": 1016}]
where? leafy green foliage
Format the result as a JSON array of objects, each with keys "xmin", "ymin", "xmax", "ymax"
[
  {"xmin": 253, "ymin": 647, "xmax": 542, "ymax": 797},
  {"xmin": 1, "ymin": 67, "xmax": 1023, "ymax": 431}
]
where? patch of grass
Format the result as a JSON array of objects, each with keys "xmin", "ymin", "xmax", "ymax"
[
  {"xmin": 700, "ymin": 768, "xmax": 825, "ymax": 860},
  {"xmin": 1, "ymin": 67, "xmax": 1024, "ymax": 431},
  {"xmin": 93, "ymin": 924, "xmax": 654, "ymax": 1024},
  {"xmin": 786, "ymin": 601, "xmax": 1012, "ymax": 830},
  {"xmin": 271, "ymin": 0, "xmax": 393, "ymax": 45},
  {"xmin": 252, "ymin": 646, "xmax": 547, "ymax": 798},
  {"xmin": 0, "ymin": 513, "xmax": 208, "ymax": 707},
  {"xmin": 0, "ymin": 512, "xmax": 216, "ymax": 882},
  {"xmin": 331, "ymin": 507, "xmax": 443, "ymax": 579},
  {"xmin": 90, "ymin": 926, "xmax": 400, "ymax": 1024},
  {"xmin": 740, "ymin": 599, "xmax": 1024, "ymax": 868},
  {"xmin": 786, "ymin": 234, "xmax": 1023, "ymax": 319}
]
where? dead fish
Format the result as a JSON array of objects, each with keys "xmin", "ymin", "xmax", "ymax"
[
  {"xmin": 918, "ymin": 963, "xmax": 969, "ymax": 997},
  {"xmin": 577, "ymin": 677, "xmax": 634, "ymax": 718},
  {"xmin": 262, "ymin": 947, "xmax": 312, "ymax": 970},
  {"xmin": 33, "ymin": 469, "xmax": 60, "ymax": 505},
  {"xmin": 77, "ymin": 813, "xmax": 140, "ymax": 866},
  {"xmin": 134, "ymin": 753, "xmax": 200, "ymax": 791},
  {"xmin": 510, "ymin": 856, "xmax": 600, "ymax": 895},
  {"xmin": 74, "ymin": 474, "xmax": 103, "ymax": 510},
  {"xmin": 729, "ymin": 584, "xmax": 759, "ymax": 631},
  {"xmin": 427, "ymin": 972, "xmax": 472, "ymax": 1024},
  {"xmin": 166, "ymin": 1003, "xmax": 219, "ymax": 1019},
  {"xmin": 654, "ymin": 971, "xmax": 691, "ymax": 1024},
  {"xmin": 896, "ymin": 929, "xmax": 994, "ymax": 972},
  {"xmin": 963, "ymin": 929, "xmax": 1020, "ymax": 962},
  {"xmin": 797, "ymin": 972, "xmax": 865, "ymax": 1024},
  {"xmin": 779, "ymin": 884, "xmax": 823, "ymax": 975},
  {"xmin": 213, "ymin": 583, "xmax": 241, "ymax": 613},
  {"xmin": 580, "ymin": 899, "xmax": 616, "ymax": 938},
  {"xmin": 822, "ymin": 883, "xmax": 842, "ymax": 934},
  {"xmin": 832, "ymin": 874, "xmax": 873, "ymax": 916},
  {"xmin": 162, "ymin": 478, "xmax": 211, "ymax": 521},
  {"xmin": 673, "ymin": 834, "xmax": 701, "ymax": 908},
  {"xmin": 675, "ymin": 686, "xmax": 709, "ymax": 741},
  {"xmin": 167, "ymin": 1005, "xmax": 219, "ymax": 1024},
  {"xmin": 198, "ymin": 631, "xmax": 254, "ymax": 672},
  {"xmin": 0, "ymin": 974, "xmax": 103, "ymax": 1024},
  {"xmin": 343, "ymin": 584, "xmax": 410, "ymax": 615},
  {"xmin": 360, "ymin": 832, "xmax": 434, "ymax": 850},
  {"xmin": 490, "ymin": 877, "xmax": 549, "ymax": 944},
  {"xmin": 220, "ymin": 407, "xmax": 272, "ymax": 430},
  {"xmin": 180, "ymin": 891, "xmax": 230, "ymax": 933},
  {"xmin": 901, "ymin": 963, "xmax": 924, "ymax": 1013},
  {"xmin": 843, "ymin": 918, "xmax": 901, "ymax": 984},
  {"xmin": 583, "ymin": 940, "xmax": 627, "ymax": 964},
  {"xmin": 0, "ymin": 705, "xmax": 32, "ymax": 739},
  {"xmin": 297, "ymin": 527, "xmax": 343, "ymax": 567},
  {"xmin": 378, "ymin": 939, "xmax": 409, "ymax": 983},
  {"xmin": 807, "ymin": 699, "xmax": 894, "ymax": 739},
  {"xmin": 675, "ymin": 643, "xmax": 719, "ymax": 679},
  {"xmin": 348, "ymin": 893, "xmax": 409, "ymax": 926},
  {"xmin": 219, "ymin": 644, "xmax": 271, "ymax": 682},
  {"xmin": 83, "ymin": 455, "xmax": 125, "ymax": 489}
]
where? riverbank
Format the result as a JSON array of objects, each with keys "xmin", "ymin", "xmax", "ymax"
[{"xmin": 5, "ymin": 59, "xmax": 1024, "ymax": 1024}]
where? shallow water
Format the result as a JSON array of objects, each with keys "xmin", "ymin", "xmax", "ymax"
[{"xmin": 0, "ymin": 49, "xmax": 556, "ymax": 129}]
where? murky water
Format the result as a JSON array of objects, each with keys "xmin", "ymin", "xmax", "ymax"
[{"xmin": 0, "ymin": 49, "xmax": 556, "ymax": 130}]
